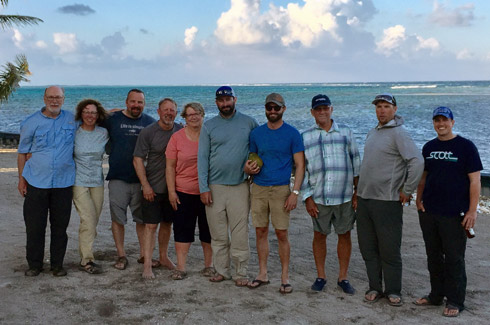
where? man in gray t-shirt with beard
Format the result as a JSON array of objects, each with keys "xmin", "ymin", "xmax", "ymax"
[{"xmin": 133, "ymin": 98, "xmax": 182, "ymax": 279}]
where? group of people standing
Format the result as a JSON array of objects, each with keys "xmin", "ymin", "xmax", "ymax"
[{"xmin": 17, "ymin": 85, "xmax": 481, "ymax": 318}]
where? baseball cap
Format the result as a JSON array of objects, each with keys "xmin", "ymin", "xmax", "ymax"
[
  {"xmin": 311, "ymin": 94, "xmax": 332, "ymax": 109},
  {"xmin": 215, "ymin": 86, "xmax": 235, "ymax": 98},
  {"xmin": 265, "ymin": 93, "xmax": 285, "ymax": 107},
  {"xmin": 372, "ymin": 93, "xmax": 397, "ymax": 106},
  {"xmin": 432, "ymin": 106, "xmax": 453, "ymax": 119}
]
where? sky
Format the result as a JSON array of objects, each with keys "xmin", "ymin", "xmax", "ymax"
[{"xmin": 1, "ymin": 0, "xmax": 490, "ymax": 85}]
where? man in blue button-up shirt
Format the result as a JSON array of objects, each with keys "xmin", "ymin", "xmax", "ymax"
[{"xmin": 17, "ymin": 86, "xmax": 76, "ymax": 277}]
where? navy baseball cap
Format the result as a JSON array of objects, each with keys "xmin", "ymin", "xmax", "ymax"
[
  {"xmin": 311, "ymin": 94, "xmax": 332, "ymax": 109},
  {"xmin": 215, "ymin": 86, "xmax": 235, "ymax": 98},
  {"xmin": 372, "ymin": 93, "xmax": 397, "ymax": 106},
  {"xmin": 432, "ymin": 106, "xmax": 453, "ymax": 119}
]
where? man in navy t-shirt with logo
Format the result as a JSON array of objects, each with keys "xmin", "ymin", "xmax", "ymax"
[
  {"xmin": 415, "ymin": 106, "xmax": 482, "ymax": 317},
  {"xmin": 103, "ymin": 89, "xmax": 156, "ymax": 270}
]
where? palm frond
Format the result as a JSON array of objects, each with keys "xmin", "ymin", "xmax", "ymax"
[
  {"xmin": 1, "ymin": 0, "xmax": 8, "ymax": 7},
  {"xmin": 0, "ymin": 54, "xmax": 31, "ymax": 103},
  {"xmin": 0, "ymin": 15, "xmax": 43, "ymax": 29}
]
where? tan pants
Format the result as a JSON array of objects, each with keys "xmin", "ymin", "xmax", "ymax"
[
  {"xmin": 73, "ymin": 186, "xmax": 104, "ymax": 265},
  {"xmin": 206, "ymin": 182, "xmax": 250, "ymax": 279}
]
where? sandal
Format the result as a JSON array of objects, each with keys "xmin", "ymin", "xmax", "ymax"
[
  {"xmin": 79, "ymin": 261, "xmax": 102, "ymax": 274},
  {"xmin": 113, "ymin": 256, "xmax": 128, "ymax": 270},
  {"xmin": 387, "ymin": 294, "xmax": 403, "ymax": 307},
  {"xmin": 200, "ymin": 267, "xmax": 217, "ymax": 277},
  {"xmin": 279, "ymin": 283, "xmax": 293, "ymax": 294},
  {"xmin": 364, "ymin": 290, "xmax": 383, "ymax": 303},
  {"xmin": 443, "ymin": 303, "xmax": 460, "ymax": 317},
  {"xmin": 137, "ymin": 257, "xmax": 161, "ymax": 268},
  {"xmin": 414, "ymin": 295, "xmax": 443, "ymax": 306},
  {"xmin": 171, "ymin": 269, "xmax": 187, "ymax": 280}
]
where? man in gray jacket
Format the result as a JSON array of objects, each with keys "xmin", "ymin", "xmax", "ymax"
[{"xmin": 357, "ymin": 93, "xmax": 424, "ymax": 306}]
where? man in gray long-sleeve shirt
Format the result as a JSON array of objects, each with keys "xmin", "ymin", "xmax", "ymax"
[
  {"xmin": 357, "ymin": 93, "xmax": 424, "ymax": 306},
  {"xmin": 198, "ymin": 86, "xmax": 258, "ymax": 286}
]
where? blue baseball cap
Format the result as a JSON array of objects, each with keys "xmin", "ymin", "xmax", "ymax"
[
  {"xmin": 215, "ymin": 86, "xmax": 235, "ymax": 98},
  {"xmin": 432, "ymin": 106, "xmax": 453, "ymax": 119},
  {"xmin": 372, "ymin": 93, "xmax": 397, "ymax": 106},
  {"xmin": 311, "ymin": 94, "xmax": 332, "ymax": 109}
]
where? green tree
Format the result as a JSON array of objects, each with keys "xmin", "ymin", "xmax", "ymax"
[{"xmin": 0, "ymin": 0, "xmax": 43, "ymax": 103}]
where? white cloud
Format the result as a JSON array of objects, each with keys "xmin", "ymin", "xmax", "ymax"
[
  {"xmin": 415, "ymin": 36, "xmax": 440, "ymax": 51},
  {"xmin": 376, "ymin": 25, "xmax": 441, "ymax": 57},
  {"xmin": 53, "ymin": 33, "xmax": 78, "ymax": 54},
  {"xmin": 35, "ymin": 40, "xmax": 48, "ymax": 49},
  {"xmin": 215, "ymin": 0, "xmax": 268, "ymax": 45},
  {"xmin": 429, "ymin": 1, "xmax": 475, "ymax": 27},
  {"xmin": 214, "ymin": 0, "xmax": 373, "ymax": 48},
  {"xmin": 376, "ymin": 25, "xmax": 406, "ymax": 54},
  {"xmin": 280, "ymin": 1, "xmax": 340, "ymax": 47},
  {"xmin": 456, "ymin": 48, "xmax": 473, "ymax": 60},
  {"xmin": 12, "ymin": 29, "xmax": 23, "ymax": 48},
  {"xmin": 184, "ymin": 26, "xmax": 198, "ymax": 47}
]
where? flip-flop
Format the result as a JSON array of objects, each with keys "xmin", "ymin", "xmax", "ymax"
[
  {"xmin": 413, "ymin": 295, "xmax": 443, "ymax": 306},
  {"xmin": 113, "ymin": 256, "xmax": 128, "ymax": 270},
  {"xmin": 443, "ymin": 304, "xmax": 460, "ymax": 317},
  {"xmin": 279, "ymin": 283, "xmax": 293, "ymax": 294},
  {"xmin": 171, "ymin": 270, "xmax": 187, "ymax": 280},
  {"xmin": 137, "ymin": 257, "xmax": 161, "ymax": 268},
  {"xmin": 248, "ymin": 279, "xmax": 270, "ymax": 289},
  {"xmin": 387, "ymin": 294, "xmax": 403, "ymax": 307},
  {"xmin": 364, "ymin": 290, "xmax": 382, "ymax": 303}
]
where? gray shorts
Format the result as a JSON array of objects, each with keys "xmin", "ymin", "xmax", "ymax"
[
  {"xmin": 108, "ymin": 179, "xmax": 143, "ymax": 225},
  {"xmin": 312, "ymin": 201, "xmax": 355, "ymax": 235}
]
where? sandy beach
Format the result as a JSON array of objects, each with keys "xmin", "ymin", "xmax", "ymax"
[{"xmin": 0, "ymin": 148, "xmax": 489, "ymax": 324}]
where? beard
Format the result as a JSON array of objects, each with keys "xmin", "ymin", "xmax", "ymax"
[
  {"xmin": 218, "ymin": 103, "xmax": 235, "ymax": 117},
  {"xmin": 46, "ymin": 106, "xmax": 61, "ymax": 116},
  {"xmin": 266, "ymin": 111, "xmax": 283, "ymax": 123},
  {"xmin": 128, "ymin": 106, "xmax": 143, "ymax": 118}
]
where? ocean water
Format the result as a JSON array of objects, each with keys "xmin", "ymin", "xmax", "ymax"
[{"xmin": 1, "ymin": 81, "xmax": 489, "ymax": 170}]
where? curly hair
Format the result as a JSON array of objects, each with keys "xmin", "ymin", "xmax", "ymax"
[{"xmin": 75, "ymin": 99, "xmax": 108, "ymax": 125}]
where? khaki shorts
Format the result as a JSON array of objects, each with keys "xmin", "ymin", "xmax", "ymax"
[
  {"xmin": 312, "ymin": 201, "xmax": 355, "ymax": 235},
  {"xmin": 251, "ymin": 184, "xmax": 290, "ymax": 230}
]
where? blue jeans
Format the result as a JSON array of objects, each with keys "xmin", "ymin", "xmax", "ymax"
[
  {"xmin": 418, "ymin": 210, "xmax": 467, "ymax": 311},
  {"xmin": 24, "ymin": 184, "xmax": 73, "ymax": 269}
]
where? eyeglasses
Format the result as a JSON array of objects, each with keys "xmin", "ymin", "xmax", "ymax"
[
  {"xmin": 185, "ymin": 113, "xmax": 202, "ymax": 118},
  {"xmin": 45, "ymin": 96, "xmax": 64, "ymax": 101},
  {"xmin": 82, "ymin": 111, "xmax": 98, "ymax": 116},
  {"xmin": 265, "ymin": 105, "xmax": 282, "ymax": 112}
]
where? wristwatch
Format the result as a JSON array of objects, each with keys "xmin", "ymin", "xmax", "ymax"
[{"xmin": 292, "ymin": 190, "xmax": 300, "ymax": 195}]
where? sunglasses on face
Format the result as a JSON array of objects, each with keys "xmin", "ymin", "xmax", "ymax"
[{"xmin": 265, "ymin": 104, "xmax": 282, "ymax": 112}]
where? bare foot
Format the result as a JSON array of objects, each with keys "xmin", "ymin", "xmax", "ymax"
[
  {"xmin": 159, "ymin": 257, "xmax": 176, "ymax": 270},
  {"xmin": 142, "ymin": 269, "xmax": 155, "ymax": 279},
  {"xmin": 235, "ymin": 278, "xmax": 249, "ymax": 287}
]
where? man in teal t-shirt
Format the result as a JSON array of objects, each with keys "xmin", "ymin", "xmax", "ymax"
[{"xmin": 197, "ymin": 86, "xmax": 258, "ymax": 286}]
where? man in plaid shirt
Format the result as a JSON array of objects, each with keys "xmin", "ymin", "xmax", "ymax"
[{"xmin": 301, "ymin": 94, "xmax": 361, "ymax": 294}]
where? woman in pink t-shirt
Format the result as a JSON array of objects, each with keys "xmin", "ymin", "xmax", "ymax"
[{"xmin": 165, "ymin": 102, "xmax": 215, "ymax": 280}]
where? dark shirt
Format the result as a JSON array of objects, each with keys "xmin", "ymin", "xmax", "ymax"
[{"xmin": 422, "ymin": 135, "xmax": 483, "ymax": 217}]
